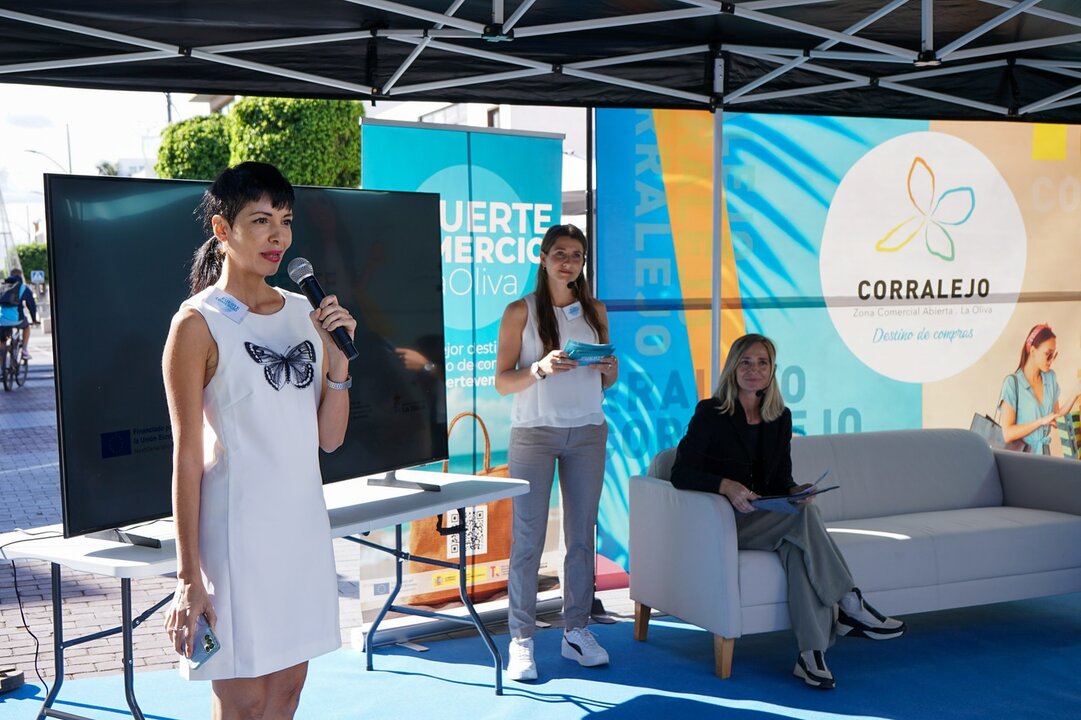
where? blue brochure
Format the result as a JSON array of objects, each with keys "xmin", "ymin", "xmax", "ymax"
[
  {"xmin": 749, "ymin": 470, "xmax": 837, "ymax": 514},
  {"xmin": 563, "ymin": 340, "xmax": 615, "ymax": 365}
]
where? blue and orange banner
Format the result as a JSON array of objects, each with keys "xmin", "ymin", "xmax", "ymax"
[{"xmin": 597, "ymin": 109, "xmax": 1081, "ymax": 569}]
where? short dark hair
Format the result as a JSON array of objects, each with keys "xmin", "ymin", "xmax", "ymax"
[
  {"xmin": 11, "ymin": 268, "xmax": 22, "ymax": 276},
  {"xmin": 188, "ymin": 161, "xmax": 294, "ymax": 295},
  {"xmin": 196, "ymin": 161, "xmax": 294, "ymax": 234}
]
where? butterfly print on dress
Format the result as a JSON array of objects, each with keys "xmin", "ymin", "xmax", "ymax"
[{"xmin": 245, "ymin": 340, "xmax": 316, "ymax": 391}]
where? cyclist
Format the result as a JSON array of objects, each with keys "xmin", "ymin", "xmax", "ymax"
[{"xmin": 0, "ymin": 268, "xmax": 38, "ymax": 361}]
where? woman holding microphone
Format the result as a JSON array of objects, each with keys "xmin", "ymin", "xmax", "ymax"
[{"xmin": 162, "ymin": 162, "xmax": 356, "ymax": 718}]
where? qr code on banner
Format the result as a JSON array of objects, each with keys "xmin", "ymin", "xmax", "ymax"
[{"xmin": 446, "ymin": 505, "xmax": 488, "ymax": 558}]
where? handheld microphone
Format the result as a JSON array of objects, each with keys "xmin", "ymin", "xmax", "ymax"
[
  {"xmin": 567, "ymin": 281, "xmax": 577, "ymax": 295},
  {"xmin": 287, "ymin": 257, "xmax": 359, "ymax": 361}
]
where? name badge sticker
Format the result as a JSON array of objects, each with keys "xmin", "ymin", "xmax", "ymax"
[
  {"xmin": 562, "ymin": 302, "xmax": 583, "ymax": 320},
  {"xmin": 207, "ymin": 287, "xmax": 249, "ymax": 324}
]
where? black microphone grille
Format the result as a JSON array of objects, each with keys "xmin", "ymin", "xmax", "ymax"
[{"xmin": 287, "ymin": 257, "xmax": 314, "ymax": 284}]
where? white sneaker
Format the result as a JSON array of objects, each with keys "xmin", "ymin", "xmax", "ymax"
[
  {"xmin": 794, "ymin": 650, "xmax": 835, "ymax": 689},
  {"xmin": 507, "ymin": 637, "xmax": 537, "ymax": 681},
  {"xmin": 837, "ymin": 588, "xmax": 906, "ymax": 640},
  {"xmin": 561, "ymin": 627, "xmax": 609, "ymax": 667}
]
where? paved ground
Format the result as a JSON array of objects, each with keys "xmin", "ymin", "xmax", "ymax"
[{"xmin": 0, "ymin": 328, "xmax": 633, "ymax": 687}]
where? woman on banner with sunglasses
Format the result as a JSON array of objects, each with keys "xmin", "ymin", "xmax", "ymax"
[
  {"xmin": 494, "ymin": 223, "xmax": 618, "ymax": 682},
  {"xmin": 1000, "ymin": 323, "xmax": 1079, "ymax": 454}
]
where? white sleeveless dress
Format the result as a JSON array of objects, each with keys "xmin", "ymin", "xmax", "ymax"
[{"xmin": 180, "ymin": 286, "xmax": 340, "ymax": 681}]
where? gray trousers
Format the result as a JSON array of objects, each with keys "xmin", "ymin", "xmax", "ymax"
[
  {"xmin": 736, "ymin": 504, "xmax": 854, "ymax": 652},
  {"xmin": 507, "ymin": 423, "xmax": 608, "ymax": 638}
]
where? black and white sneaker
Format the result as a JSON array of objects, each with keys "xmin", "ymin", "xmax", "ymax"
[
  {"xmin": 561, "ymin": 627, "xmax": 609, "ymax": 667},
  {"xmin": 836, "ymin": 587, "xmax": 906, "ymax": 640},
  {"xmin": 793, "ymin": 650, "xmax": 835, "ymax": 689}
]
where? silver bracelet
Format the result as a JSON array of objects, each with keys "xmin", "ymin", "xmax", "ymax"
[{"xmin": 326, "ymin": 374, "xmax": 352, "ymax": 390}]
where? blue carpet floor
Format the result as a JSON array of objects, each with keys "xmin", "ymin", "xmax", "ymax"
[{"xmin": 3, "ymin": 593, "xmax": 1079, "ymax": 720}]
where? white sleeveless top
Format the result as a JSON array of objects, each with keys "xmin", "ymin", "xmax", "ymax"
[
  {"xmin": 511, "ymin": 294, "xmax": 605, "ymax": 428},
  {"xmin": 179, "ymin": 286, "xmax": 340, "ymax": 681}
]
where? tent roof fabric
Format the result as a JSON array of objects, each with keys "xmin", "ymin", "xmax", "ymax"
[{"xmin": 5, "ymin": 1, "xmax": 1081, "ymax": 122}]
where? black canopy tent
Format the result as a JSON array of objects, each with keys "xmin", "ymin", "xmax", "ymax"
[{"xmin": 3, "ymin": 1, "xmax": 1081, "ymax": 122}]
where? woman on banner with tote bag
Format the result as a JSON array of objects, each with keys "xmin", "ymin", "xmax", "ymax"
[
  {"xmin": 999, "ymin": 323, "xmax": 1079, "ymax": 455},
  {"xmin": 494, "ymin": 224, "xmax": 618, "ymax": 682}
]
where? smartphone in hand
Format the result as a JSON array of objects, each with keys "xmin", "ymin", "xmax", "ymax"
[{"xmin": 188, "ymin": 614, "xmax": 221, "ymax": 669}]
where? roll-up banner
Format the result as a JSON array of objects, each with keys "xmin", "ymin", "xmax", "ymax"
[
  {"xmin": 360, "ymin": 119, "xmax": 564, "ymax": 610},
  {"xmin": 598, "ymin": 109, "xmax": 1081, "ymax": 570}
]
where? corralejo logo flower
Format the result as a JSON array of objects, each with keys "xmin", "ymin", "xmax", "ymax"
[{"xmin": 875, "ymin": 156, "xmax": 975, "ymax": 261}]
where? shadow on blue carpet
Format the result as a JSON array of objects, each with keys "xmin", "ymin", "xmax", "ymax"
[{"xmin": 2, "ymin": 593, "xmax": 1078, "ymax": 720}]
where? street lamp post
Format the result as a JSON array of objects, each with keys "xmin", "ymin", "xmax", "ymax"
[{"xmin": 23, "ymin": 148, "xmax": 70, "ymax": 174}]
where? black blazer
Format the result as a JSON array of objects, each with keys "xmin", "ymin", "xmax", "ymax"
[{"xmin": 669, "ymin": 398, "xmax": 795, "ymax": 497}]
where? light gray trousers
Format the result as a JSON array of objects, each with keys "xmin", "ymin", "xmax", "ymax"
[
  {"xmin": 736, "ymin": 504, "xmax": 854, "ymax": 652},
  {"xmin": 507, "ymin": 423, "xmax": 608, "ymax": 638}
]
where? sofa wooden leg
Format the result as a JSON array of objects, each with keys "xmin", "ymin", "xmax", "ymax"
[
  {"xmin": 714, "ymin": 636, "xmax": 735, "ymax": 679},
  {"xmin": 633, "ymin": 602, "xmax": 651, "ymax": 641}
]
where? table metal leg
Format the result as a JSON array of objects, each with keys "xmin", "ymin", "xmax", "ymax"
[
  {"xmin": 364, "ymin": 525, "xmax": 404, "ymax": 671},
  {"xmin": 354, "ymin": 510, "xmax": 505, "ymax": 695},
  {"xmin": 120, "ymin": 578, "xmax": 146, "ymax": 720},
  {"xmin": 33, "ymin": 564, "xmax": 164, "ymax": 720},
  {"xmin": 35, "ymin": 563, "xmax": 64, "ymax": 720},
  {"xmin": 453, "ymin": 506, "xmax": 503, "ymax": 695}
]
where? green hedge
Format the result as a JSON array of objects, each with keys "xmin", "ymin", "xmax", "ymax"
[
  {"xmin": 4, "ymin": 243, "xmax": 49, "ymax": 283},
  {"xmin": 156, "ymin": 98, "xmax": 363, "ymax": 188},
  {"xmin": 228, "ymin": 98, "xmax": 362, "ymax": 187},
  {"xmin": 155, "ymin": 114, "xmax": 231, "ymax": 181}
]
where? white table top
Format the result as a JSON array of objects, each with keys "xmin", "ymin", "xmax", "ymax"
[{"xmin": 0, "ymin": 471, "xmax": 528, "ymax": 579}]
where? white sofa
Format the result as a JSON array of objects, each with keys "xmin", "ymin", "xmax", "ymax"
[{"xmin": 629, "ymin": 428, "xmax": 1081, "ymax": 678}]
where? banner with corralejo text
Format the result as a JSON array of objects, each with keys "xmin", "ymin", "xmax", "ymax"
[{"xmin": 597, "ymin": 109, "xmax": 1081, "ymax": 570}]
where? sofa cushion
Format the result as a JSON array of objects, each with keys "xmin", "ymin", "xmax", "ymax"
[
  {"xmin": 737, "ymin": 507, "xmax": 1081, "ymax": 608},
  {"xmin": 792, "ymin": 429, "xmax": 1003, "ymax": 522},
  {"xmin": 834, "ymin": 507, "xmax": 1081, "ymax": 585},
  {"xmin": 737, "ymin": 521, "xmax": 938, "ymax": 608}
]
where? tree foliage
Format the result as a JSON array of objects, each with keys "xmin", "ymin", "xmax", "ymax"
[
  {"xmin": 227, "ymin": 98, "xmax": 362, "ymax": 187},
  {"xmin": 155, "ymin": 113, "xmax": 231, "ymax": 180},
  {"xmin": 155, "ymin": 98, "xmax": 363, "ymax": 187},
  {"xmin": 15, "ymin": 243, "xmax": 48, "ymax": 282}
]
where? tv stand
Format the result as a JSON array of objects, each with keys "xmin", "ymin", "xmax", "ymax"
[
  {"xmin": 366, "ymin": 469, "xmax": 441, "ymax": 492},
  {"xmin": 86, "ymin": 528, "xmax": 162, "ymax": 549}
]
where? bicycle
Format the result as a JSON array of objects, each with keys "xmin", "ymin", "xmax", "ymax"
[{"xmin": 0, "ymin": 328, "xmax": 29, "ymax": 391}]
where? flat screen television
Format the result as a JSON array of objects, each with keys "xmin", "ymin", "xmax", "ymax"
[{"xmin": 46, "ymin": 174, "xmax": 447, "ymax": 538}]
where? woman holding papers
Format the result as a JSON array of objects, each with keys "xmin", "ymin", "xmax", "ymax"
[
  {"xmin": 669, "ymin": 333, "xmax": 904, "ymax": 690},
  {"xmin": 162, "ymin": 162, "xmax": 355, "ymax": 717},
  {"xmin": 495, "ymin": 223, "xmax": 618, "ymax": 682}
]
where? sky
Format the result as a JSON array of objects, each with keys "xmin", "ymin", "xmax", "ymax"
[
  {"xmin": 0, "ymin": 84, "xmax": 585, "ymax": 251},
  {"xmin": 0, "ymin": 83, "xmax": 205, "ymax": 244}
]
